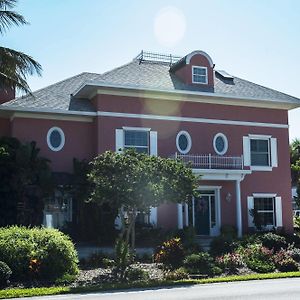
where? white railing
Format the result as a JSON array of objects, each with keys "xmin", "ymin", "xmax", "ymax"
[{"xmin": 172, "ymin": 153, "xmax": 244, "ymax": 170}]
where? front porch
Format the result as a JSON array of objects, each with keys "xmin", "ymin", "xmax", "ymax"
[{"xmin": 173, "ymin": 153, "xmax": 252, "ymax": 238}]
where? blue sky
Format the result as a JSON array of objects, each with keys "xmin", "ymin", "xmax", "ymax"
[{"xmin": 3, "ymin": 0, "xmax": 300, "ymax": 141}]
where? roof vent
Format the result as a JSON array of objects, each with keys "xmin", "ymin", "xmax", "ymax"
[
  {"xmin": 215, "ymin": 70, "xmax": 234, "ymax": 80},
  {"xmin": 134, "ymin": 50, "xmax": 182, "ymax": 65}
]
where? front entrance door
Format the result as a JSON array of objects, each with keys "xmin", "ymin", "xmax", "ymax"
[{"xmin": 194, "ymin": 190, "xmax": 216, "ymax": 236}]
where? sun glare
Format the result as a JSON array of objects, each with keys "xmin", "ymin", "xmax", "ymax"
[{"xmin": 154, "ymin": 6, "xmax": 186, "ymax": 48}]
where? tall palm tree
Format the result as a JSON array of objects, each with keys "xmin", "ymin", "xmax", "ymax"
[{"xmin": 0, "ymin": 0, "xmax": 42, "ymax": 95}]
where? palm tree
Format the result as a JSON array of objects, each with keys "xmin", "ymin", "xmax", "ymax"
[{"xmin": 0, "ymin": 0, "xmax": 42, "ymax": 95}]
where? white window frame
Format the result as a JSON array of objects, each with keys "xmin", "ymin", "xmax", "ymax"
[
  {"xmin": 176, "ymin": 130, "xmax": 192, "ymax": 154},
  {"xmin": 243, "ymin": 134, "xmax": 277, "ymax": 171},
  {"xmin": 46, "ymin": 127, "xmax": 65, "ymax": 152},
  {"xmin": 213, "ymin": 133, "xmax": 228, "ymax": 156},
  {"xmin": 192, "ymin": 66, "xmax": 208, "ymax": 85},
  {"xmin": 123, "ymin": 127, "xmax": 150, "ymax": 154},
  {"xmin": 254, "ymin": 196, "xmax": 276, "ymax": 229},
  {"xmin": 248, "ymin": 193, "xmax": 282, "ymax": 230}
]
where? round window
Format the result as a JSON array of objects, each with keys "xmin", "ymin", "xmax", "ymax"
[
  {"xmin": 176, "ymin": 131, "xmax": 192, "ymax": 154},
  {"xmin": 213, "ymin": 133, "xmax": 228, "ymax": 155},
  {"xmin": 47, "ymin": 127, "xmax": 65, "ymax": 151}
]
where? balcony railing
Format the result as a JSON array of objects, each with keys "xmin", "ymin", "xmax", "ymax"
[{"xmin": 172, "ymin": 153, "xmax": 244, "ymax": 170}]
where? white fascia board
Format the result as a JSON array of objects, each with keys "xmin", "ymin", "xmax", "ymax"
[
  {"xmin": 192, "ymin": 169, "xmax": 252, "ymax": 181},
  {"xmin": 72, "ymin": 80, "xmax": 300, "ymax": 110}
]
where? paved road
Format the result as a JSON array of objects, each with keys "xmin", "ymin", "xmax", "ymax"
[{"xmin": 11, "ymin": 278, "xmax": 300, "ymax": 300}]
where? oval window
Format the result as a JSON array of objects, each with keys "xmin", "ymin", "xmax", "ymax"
[
  {"xmin": 176, "ymin": 131, "xmax": 192, "ymax": 154},
  {"xmin": 213, "ymin": 133, "xmax": 228, "ymax": 155},
  {"xmin": 47, "ymin": 127, "xmax": 65, "ymax": 151}
]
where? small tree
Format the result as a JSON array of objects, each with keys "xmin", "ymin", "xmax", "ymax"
[
  {"xmin": 88, "ymin": 149, "xmax": 199, "ymax": 249},
  {"xmin": 290, "ymin": 139, "xmax": 300, "ymax": 207}
]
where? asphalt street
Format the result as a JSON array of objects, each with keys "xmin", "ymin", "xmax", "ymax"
[{"xmin": 10, "ymin": 277, "xmax": 300, "ymax": 300}]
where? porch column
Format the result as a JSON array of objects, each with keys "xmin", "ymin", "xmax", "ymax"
[
  {"xmin": 235, "ymin": 180, "xmax": 242, "ymax": 237},
  {"xmin": 177, "ymin": 203, "xmax": 183, "ymax": 229}
]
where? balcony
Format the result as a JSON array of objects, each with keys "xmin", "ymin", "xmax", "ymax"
[{"xmin": 172, "ymin": 153, "xmax": 244, "ymax": 170}]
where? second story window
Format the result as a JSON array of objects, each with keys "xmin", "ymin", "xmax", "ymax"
[
  {"xmin": 124, "ymin": 130, "xmax": 149, "ymax": 154},
  {"xmin": 176, "ymin": 131, "xmax": 192, "ymax": 154},
  {"xmin": 192, "ymin": 66, "xmax": 208, "ymax": 84},
  {"xmin": 250, "ymin": 138, "xmax": 270, "ymax": 166}
]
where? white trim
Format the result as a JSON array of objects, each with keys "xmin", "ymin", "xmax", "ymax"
[
  {"xmin": 248, "ymin": 134, "xmax": 272, "ymax": 139},
  {"xmin": 193, "ymin": 168, "xmax": 251, "ymax": 181},
  {"xmin": 198, "ymin": 185, "xmax": 222, "ymax": 190},
  {"xmin": 253, "ymin": 193, "xmax": 277, "ymax": 198},
  {"xmin": 97, "ymin": 111, "xmax": 288, "ymax": 129},
  {"xmin": 243, "ymin": 136, "xmax": 251, "ymax": 167},
  {"xmin": 115, "ymin": 129, "xmax": 124, "ymax": 153},
  {"xmin": 236, "ymin": 180, "xmax": 242, "ymax": 237},
  {"xmin": 46, "ymin": 127, "xmax": 65, "ymax": 152},
  {"xmin": 11, "ymin": 112, "xmax": 93, "ymax": 122},
  {"xmin": 186, "ymin": 50, "xmax": 214, "ymax": 67},
  {"xmin": 176, "ymin": 130, "xmax": 192, "ymax": 154},
  {"xmin": 271, "ymin": 138, "xmax": 278, "ymax": 167},
  {"xmin": 213, "ymin": 133, "xmax": 228, "ymax": 155},
  {"xmin": 192, "ymin": 66, "xmax": 208, "ymax": 85},
  {"xmin": 122, "ymin": 126, "xmax": 151, "ymax": 131},
  {"xmin": 275, "ymin": 197, "xmax": 283, "ymax": 227},
  {"xmin": 250, "ymin": 166, "xmax": 272, "ymax": 171},
  {"xmin": 72, "ymin": 81, "xmax": 300, "ymax": 110}
]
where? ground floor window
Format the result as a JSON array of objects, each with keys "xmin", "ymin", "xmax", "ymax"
[{"xmin": 253, "ymin": 197, "xmax": 276, "ymax": 227}]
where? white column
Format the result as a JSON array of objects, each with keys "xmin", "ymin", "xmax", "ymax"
[
  {"xmin": 150, "ymin": 207, "xmax": 157, "ymax": 227},
  {"xmin": 236, "ymin": 180, "xmax": 242, "ymax": 237},
  {"xmin": 177, "ymin": 203, "xmax": 183, "ymax": 229},
  {"xmin": 185, "ymin": 203, "xmax": 189, "ymax": 226}
]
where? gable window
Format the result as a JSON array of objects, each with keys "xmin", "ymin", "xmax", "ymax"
[
  {"xmin": 250, "ymin": 138, "xmax": 270, "ymax": 166},
  {"xmin": 124, "ymin": 130, "xmax": 149, "ymax": 154},
  {"xmin": 176, "ymin": 131, "xmax": 192, "ymax": 154},
  {"xmin": 192, "ymin": 66, "xmax": 208, "ymax": 84},
  {"xmin": 47, "ymin": 127, "xmax": 65, "ymax": 152},
  {"xmin": 243, "ymin": 135, "xmax": 278, "ymax": 171}
]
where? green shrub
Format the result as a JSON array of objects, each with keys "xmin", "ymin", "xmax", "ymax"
[
  {"xmin": 125, "ymin": 267, "xmax": 149, "ymax": 281},
  {"xmin": 274, "ymin": 250, "xmax": 299, "ymax": 272},
  {"xmin": 0, "ymin": 261, "xmax": 12, "ymax": 287},
  {"xmin": 83, "ymin": 252, "xmax": 107, "ymax": 268},
  {"xmin": 114, "ymin": 238, "xmax": 133, "ymax": 280},
  {"xmin": 259, "ymin": 233, "xmax": 286, "ymax": 252},
  {"xmin": 164, "ymin": 267, "xmax": 189, "ymax": 280},
  {"xmin": 154, "ymin": 237, "xmax": 184, "ymax": 269},
  {"xmin": 0, "ymin": 226, "xmax": 79, "ymax": 280},
  {"xmin": 216, "ymin": 253, "xmax": 244, "ymax": 274},
  {"xmin": 183, "ymin": 252, "xmax": 217, "ymax": 275},
  {"xmin": 220, "ymin": 225, "xmax": 237, "ymax": 239},
  {"xmin": 210, "ymin": 236, "xmax": 237, "ymax": 256},
  {"xmin": 242, "ymin": 244, "xmax": 275, "ymax": 273},
  {"xmin": 102, "ymin": 258, "xmax": 115, "ymax": 268}
]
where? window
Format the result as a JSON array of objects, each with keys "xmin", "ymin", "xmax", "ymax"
[
  {"xmin": 124, "ymin": 130, "xmax": 149, "ymax": 153},
  {"xmin": 192, "ymin": 66, "xmax": 208, "ymax": 84},
  {"xmin": 47, "ymin": 127, "xmax": 65, "ymax": 152},
  {"xmin": 176, "ymin": 131, "xmax": 192, "ymax": 154},
  {"xmin": 213, "ymin": 133, "xmax": 228, "ymax": 155},
  {"xmin": 254, "ymin": 197, "xmax": 276, "ymax": 227},
  {"xmin": 250, "ymin": 138, "xmax": 270, "ymax": 166}
]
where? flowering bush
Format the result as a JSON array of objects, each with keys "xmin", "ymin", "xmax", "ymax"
[
  {"xmin": 241, "ymin": 244, "xmax": 275, "ymax": 273},
  {"xmin": 259, "ymin": 233, "xmax": 286, "ymax": 252},
  {"xmin": 215, "ymin": 253, "xmax": 244, "ymax": 273},
  {"xmin": 154, "ymin": 237, "xmax": 184, "ymax": 269},
  {"xmin": 273, "ymin": 250, "xmax": 299, "ymax": 272},
  {"xmin": 286, "ymin": 244, "xmax": 300, "ymax": 262},
  {"xmin": 164, "ymin": 267, "xmax": 189, "ymax": 280}
]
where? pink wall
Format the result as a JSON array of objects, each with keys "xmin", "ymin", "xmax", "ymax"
[
  {"xmin": 11, "ymin": 118, "xmax": 96, "ymax": 172},
  {"xmin": 0, "ymin": 117, "xmax": 10, "ymax": 136}
]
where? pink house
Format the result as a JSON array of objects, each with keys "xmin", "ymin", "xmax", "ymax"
[{"xmin": 0, "ymin": 50, "xmax": 299, "ymax": 237}]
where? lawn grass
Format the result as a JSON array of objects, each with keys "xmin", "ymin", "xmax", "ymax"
[{"xmin": 2, "ymin": 271, "xmax": 300, "ymax": 299}]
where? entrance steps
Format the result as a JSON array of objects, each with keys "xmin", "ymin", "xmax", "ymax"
[{"xmin": 196, "ymin": 236, "xmax": 213, "ymax": 251}]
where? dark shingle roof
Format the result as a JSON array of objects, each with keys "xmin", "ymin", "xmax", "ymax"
[{"xmin": 1, "ymin": 59, "xmax": 299, "ymax": 113}]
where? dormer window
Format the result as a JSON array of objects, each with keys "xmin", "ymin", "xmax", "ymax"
[{"xmin": 192, "ymin": 66, "xmax": 208, "ymax": 84}]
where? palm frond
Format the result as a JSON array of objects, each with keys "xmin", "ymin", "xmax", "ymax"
[
  {"xmin": 0, "ymin": 10, "xmax": 27, "ymax": 34},
  {"xmin": 0, "ymin": 46, "xmax": 42, "ymax": 94},
  {"xmin": 0, "ymin": 0, "xmax": 17, "ymax": 10}
]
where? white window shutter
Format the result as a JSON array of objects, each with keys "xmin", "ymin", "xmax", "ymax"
[
  {"xmin": 275, "ymin": 196, "xmax": 283, "ymax": 227},
  {"xmin": 247, "ymin": 196, "xmax": 254, "ymax": 227},
  {"xmin": 243, "ymin": 137, "xmax": 251, "ymax": 167},
  {"xmin": 149, "ymin": 207, "xmax": 157, "ymax": 227},
  {"xmin": 271, "ymin": 138, "xmax": 278, "ymax": 167},
  {"xmin": 150, "ymin": 131, "xmax": 158, "ymax": 156},
  {"xmin": 115, "ymin": 129, "xmax": 123, "ymax": 153}
]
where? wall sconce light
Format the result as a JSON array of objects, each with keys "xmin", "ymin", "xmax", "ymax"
[{"xmin": 226, "ymin": 192, "xmax": 232, "ymax": 203}]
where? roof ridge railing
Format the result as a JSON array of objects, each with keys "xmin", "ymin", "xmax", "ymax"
[{"xmin": 135, "ymin": 50, "xmax": 182, "ymax": 65}]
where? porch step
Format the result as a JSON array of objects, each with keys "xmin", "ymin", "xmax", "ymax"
[{"xmin": 195, "ymin": 236, "xmax": 213, "ymax": 251}]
